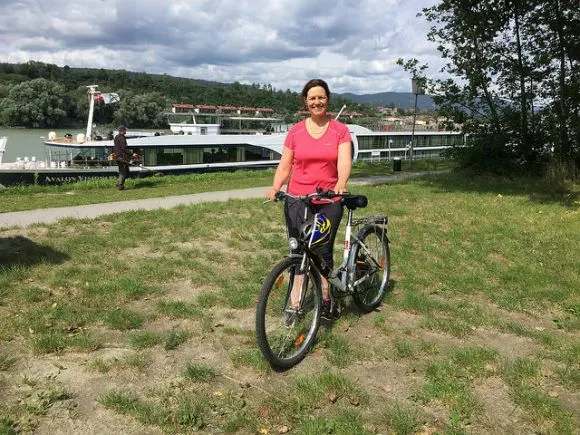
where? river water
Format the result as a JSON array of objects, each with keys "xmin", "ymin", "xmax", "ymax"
[{"xmin": 0, "ymin": 127, "xmax": 84, "ymax": 163}]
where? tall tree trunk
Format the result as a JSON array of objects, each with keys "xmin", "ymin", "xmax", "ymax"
[
  {"xmin": 512, "ymin": 0, "xmax": 530, "ymax": 155},
  {"xmin": 553, "ymin": 0, "xmax": 570, "ymax": 157}
]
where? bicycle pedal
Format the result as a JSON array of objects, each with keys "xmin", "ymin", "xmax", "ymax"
[{"xmin": 284, "ymin": 311, "xmax": 298, "ymax": 327}]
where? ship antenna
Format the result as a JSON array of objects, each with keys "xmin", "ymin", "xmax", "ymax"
[{"xmin": 335, "ymin": 104, "xmax": 346, "ymax": 120}]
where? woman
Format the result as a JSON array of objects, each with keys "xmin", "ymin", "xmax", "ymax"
[{"xmin": 267, "ymin": 79, "xmax": 352, "ymax": 319}]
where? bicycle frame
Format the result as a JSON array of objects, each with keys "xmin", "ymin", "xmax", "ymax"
[{"xmin": 295, "ymin": 206, "xmax": 387, "ymax": 295}]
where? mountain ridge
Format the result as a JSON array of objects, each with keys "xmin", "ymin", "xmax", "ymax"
[{"xmin": 338, "ymin": 91, "xmax": 436, "ymax": 110}]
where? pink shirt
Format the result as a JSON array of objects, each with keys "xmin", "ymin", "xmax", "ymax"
[{"xmin": 284, "ymin": 119, "xmax": 351, "ymax": 195}]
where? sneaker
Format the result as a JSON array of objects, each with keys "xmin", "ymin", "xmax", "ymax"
[{"xmin": 320, "ymin": 299, "xmax": 339, "ymax": 320}]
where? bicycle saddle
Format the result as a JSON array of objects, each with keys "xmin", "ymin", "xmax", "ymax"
[{"xmin": 342, "ymin": 194, "xmax": 368, "ymax": 210}]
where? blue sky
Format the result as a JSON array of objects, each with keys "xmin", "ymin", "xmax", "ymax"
[{"xmin": 0, "ymin": 0, "xmax": 443, "ymax": 94}]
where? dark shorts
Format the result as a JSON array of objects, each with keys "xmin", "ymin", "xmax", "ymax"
[{"xmin": 284, "ymin": 198, "xmax": 343, "ymax": 268}]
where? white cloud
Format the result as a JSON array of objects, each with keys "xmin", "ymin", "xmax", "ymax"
[{"xmin": 0, "ymin": 0, "xmax": 444, "ymax": 94}]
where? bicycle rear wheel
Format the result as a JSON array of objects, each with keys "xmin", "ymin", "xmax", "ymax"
[
  {"xmin": 255, "ymin": 256, "xmax": 322, "ymax": 369},
  {"xmin": 350, "ymin": 224, "xmax": 390, "ymax": 312}
]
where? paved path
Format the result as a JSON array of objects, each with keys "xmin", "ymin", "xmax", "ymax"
[{"xmin": 0, "ymin": 171, "xmax": 444, "ymax": 229}]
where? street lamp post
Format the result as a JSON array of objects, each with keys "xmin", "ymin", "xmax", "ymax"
[{"xmin": 410, "ymin": 78, "xmax": 424, "ymax": 165}]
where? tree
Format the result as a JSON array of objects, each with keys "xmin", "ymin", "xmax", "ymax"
[
  {"xmin": 0, "ymin": 78, "xmax": 67, "ymax": 127},
  {"xmin": 113, "ymin": 91, "xmax": 171, "ymax": 128},
  {"xmin": 403, "ymin": 0, "xmax": 579, "ymax": 177}
]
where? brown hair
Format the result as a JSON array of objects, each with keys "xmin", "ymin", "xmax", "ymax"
[{"xmin": 301, "ymin": 79, "xmax": 331, "ymax": 102}]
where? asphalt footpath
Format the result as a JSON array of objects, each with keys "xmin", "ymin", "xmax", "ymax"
[{"xmin": 0, "ymin": 172, "xmax": 443, "ymax": 229}]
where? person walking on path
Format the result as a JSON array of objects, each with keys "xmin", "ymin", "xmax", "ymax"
[
  {"xmin": 112, "ymin": 125, "xmax": 135, "ymax": 190},
  {"xmin": 266, "ymin": 78, "xmax": 352, "ymax": 319}
]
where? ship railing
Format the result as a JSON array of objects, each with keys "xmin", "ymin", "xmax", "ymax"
[{"xmin": 45, "ymin": 148, "xmax": 112, "ymax": 169}]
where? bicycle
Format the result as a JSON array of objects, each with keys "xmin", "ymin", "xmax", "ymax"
[{"xmin": 255, "ymin": 189, "xmax": 390, "ymax": 369}]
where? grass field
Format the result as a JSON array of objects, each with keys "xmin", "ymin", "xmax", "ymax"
[{"xmin": 0, "ymin": 170, "xmax": 578, "ymax": 434}]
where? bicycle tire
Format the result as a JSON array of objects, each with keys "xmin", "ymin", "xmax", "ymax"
[
  {"xmin": 350, "ymin": 224, "xmax": 390, "ymax": 312},
  {"xmin": 256, "ymin": 256, "xmax": 322, "ymax": 369}
]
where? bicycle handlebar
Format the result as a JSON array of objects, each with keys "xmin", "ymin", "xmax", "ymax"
[{"xmin": 264, "ymin": 188, "xmax": 346, "ymax": 204}]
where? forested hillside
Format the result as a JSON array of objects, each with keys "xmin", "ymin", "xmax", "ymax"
[{"xmin": 0, "ymin": 61, "xmax": 379, "ymax": 129}]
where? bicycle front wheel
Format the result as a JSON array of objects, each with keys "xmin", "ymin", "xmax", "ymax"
[
  {"xmin": 350, "ymin": 224, "xmax": 390, "ymax": 312},
  {"xmin": 255, "ymin": 256, "xmax": 322, "ymax": 369}
]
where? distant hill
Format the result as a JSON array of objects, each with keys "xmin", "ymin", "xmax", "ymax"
[{"xmin": 338, "ymin": 92, "xmax": 437, "ymax": 110}]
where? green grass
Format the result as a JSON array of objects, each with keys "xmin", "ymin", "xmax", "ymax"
[
  {"xmin": 319, "ymin": 331, "xmax": 360, "ymax": 367},
  {"xmin": 421, "ymin": 359, "xmax": 480, "ymax": 420},
  {"xmin": 380, "ymin": 401, "xmax": 423, "ymax": 435},
  {"xmin": 127, "ymin": 331, "xmax": 163, "ymax": 349},
  {"xmin": 156, "ymin": 300, "xmax": 204, "ymax": 319},
  {"xmin": 0, "ymin": 415, "xmax": 16, "ymax": 435},
  {"xmin": 500, "ymin": 357, "xmax": 575, "ymax": 433},
  {"xmin": 101, "ymin": 308, "xmax": 144, "ymax": 330},
  {"xmin": 0, "ymin": 170, "xmax": 578, "ymax": 433},
  {"xmin": 31, "ymin": 330, "xmax": 100, "ymax": 354},
  {"xmin": 183, "ymin": 362, "xmax": 218, "ymax": 382},
  {"xmin": 164, "ymin": 328, "xmax": 190, "ymax": 350},
  {"xmin": 392, "ymin": 339, "xmax": 414, "ymax": 359},
  {"xmin": 297, "ymin": 409, "xmax": 372, "ymax": 435},
  {"xmin": 230, "ymin": 348, "xmax": 270, "ymax": 374}
]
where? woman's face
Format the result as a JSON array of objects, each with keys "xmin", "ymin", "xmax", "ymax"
[{"xmin": 305, "ymin": 86, "xmax": 328, "ymax": 118}]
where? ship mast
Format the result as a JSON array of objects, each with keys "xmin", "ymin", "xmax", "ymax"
[{"xmin": 86, "ymin": 85, "xmax": 98, "ymax": 140}]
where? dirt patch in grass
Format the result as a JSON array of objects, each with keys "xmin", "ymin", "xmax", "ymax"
[
  {"xmin": 162, "ymin": 279, "xmax": 214, "ymax": 302},
  {"xmin": 473, "ymin": 376, "xmax": 533, "ymax": 433}
]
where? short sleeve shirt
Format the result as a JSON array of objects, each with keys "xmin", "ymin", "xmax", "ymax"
[{"xmin": 284, "ymin": 119, "xmax": 351, "ymax": 195}]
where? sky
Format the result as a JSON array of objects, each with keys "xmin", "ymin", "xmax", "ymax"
[{"xmin": 0, "ymin": 0, "xmax": 444, "ymax": 95}]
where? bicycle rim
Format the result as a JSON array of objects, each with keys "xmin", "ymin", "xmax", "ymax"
[
  {"xmin": 352, "ymin": 226, "xmax": 390, "ymax": 311},
  {"xmin": 256, "ymin": 257, "xmax": 321, "ymax": 369}
]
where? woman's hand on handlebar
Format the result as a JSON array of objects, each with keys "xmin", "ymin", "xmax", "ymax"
[
  {"xmin": 266, "ymin": 187, "xmax": 279, "ymax": 201},
  {"xmin": 333, "ymin": 182, "xmax": 348, "ymax": 194}
]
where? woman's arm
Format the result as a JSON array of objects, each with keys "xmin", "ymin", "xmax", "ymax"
[
  {"xmin": 334, "ymin": 141, "xmax": 352, "ymax": 193},
  {"xmin": 266, "ymin": 147, "xmax": 293, "ymax": 200}
]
